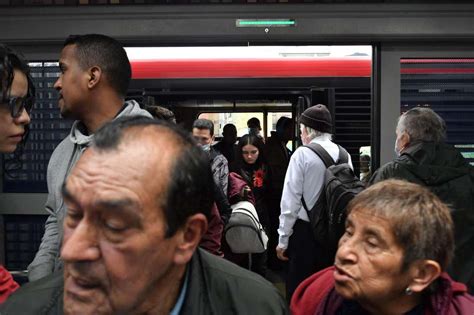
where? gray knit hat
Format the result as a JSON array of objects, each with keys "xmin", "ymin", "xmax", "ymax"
[{"xmin": 299, "ymin": 104, "xmax": 332, "ymax": 133}]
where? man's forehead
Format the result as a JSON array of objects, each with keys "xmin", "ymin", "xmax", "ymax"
[
  {"xmin": 193, "ymin": 128, "xmax": 211, "ymax": 135},
  {"xmin": 66, "ymin": 147, "xmax": 167, "ymax": 207},
  {"xmin": 79, "ymin": 128, "xmax": 180, "ymax": 178},
  {"xmin": 59, "ymin": 44, "xmax": 77, "ymax": 61}
]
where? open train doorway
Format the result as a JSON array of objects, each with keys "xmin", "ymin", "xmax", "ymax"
[{"xmin": 125, "ymin": 45, "xmax": 373, "ymax": 177}]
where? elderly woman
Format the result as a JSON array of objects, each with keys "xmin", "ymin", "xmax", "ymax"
[
  {"xmin": 291, "ymin": 179, "xmax": 474, "ymax": 315},
  {"xmin": 0, "ymin": 44, "xmax": 34, "ymax": 303}
]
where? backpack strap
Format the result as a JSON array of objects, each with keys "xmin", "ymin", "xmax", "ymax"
[
  {"xmin": 301, "ymin": 143, "xmax": 334, "ymax": 212},
  {"xmin": 337, "ymin": 145, "xmax": 349, "ymax": 164},
  {"xmin": 300, "ymin": 143, "xmax": 349, "ymax": 212},
  {"xmin": 303, "ymin": 143, "xmax": 336, "ymax": 168}
]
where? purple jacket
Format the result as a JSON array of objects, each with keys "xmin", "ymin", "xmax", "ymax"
[
  {"xmin": 228, "ymin": 172, "xmax": 256, "ymax": 206},
  {"xmin": 291, "ymin": 266, "xmax": 474, "ymax": 315}
]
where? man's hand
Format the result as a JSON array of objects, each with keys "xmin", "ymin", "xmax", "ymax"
[{"xmin": 276, "ymin": 246, "xmax": 289, "ymax": 261}]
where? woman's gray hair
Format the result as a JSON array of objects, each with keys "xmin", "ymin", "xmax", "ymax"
[
  {"xmin": 397, "ymin": 107, "xmax": 446, "ymax": 143},
  {"xmin": 347, "ymin": 179, "xmax": 454, "ymax": 272},
  {"xmin": 301, "ymin": 124, "xmax": 332, "ymax": 142}
]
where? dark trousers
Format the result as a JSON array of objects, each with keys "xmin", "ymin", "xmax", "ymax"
[
  {"xmin": 267, "ymin": 197, "xmax": 284, "ymax": 271},
  {"xmin": 286, "ymin": 219, "xmax": 332, "ymax": 302}
]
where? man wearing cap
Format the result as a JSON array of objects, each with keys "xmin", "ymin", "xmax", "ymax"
[{"xmin": 276, "ymin": 104, "xmax": 353, "ymax": 301}]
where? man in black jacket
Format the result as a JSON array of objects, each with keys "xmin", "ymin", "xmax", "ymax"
[
  {"xmin": 192, "ymin": 118, "xmax": 232, "ymax": 224},
  {"xmin": 1, "ymin": 117, "xmax": 287, "ymax": 314},
  {"xmin": 370, "ymin": 107, "xmax": 474, "ymax": 293}
]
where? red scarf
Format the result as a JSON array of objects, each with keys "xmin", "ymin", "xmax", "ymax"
[{"xmin": 0, "ymin": 266, "xmax": 19, "ymax": 304}]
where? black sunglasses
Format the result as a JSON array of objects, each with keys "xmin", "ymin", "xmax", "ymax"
[{"xmin": 2, "ymin": 96, "xmax": 34, "ymax": 118}]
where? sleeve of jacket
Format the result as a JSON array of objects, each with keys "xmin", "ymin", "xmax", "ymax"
[
  {"xmin": 368, "ymin": 162, "xmax": 401, "ymax": 186},
  {"xmin": 213, "ymin": 182, "xmax": 232, "ymax": 225},
  {"xmin": 0, "ymin": 272, "xmax": 64, "ymax": 314},
  {"xmin": 27, "ymin": 160, "xmax": 60, "ymax": 282},
  {"xmin": 368, "ymin": 163, "xmax": 394, "ymax": 186},
  {"xmin": 212, "ymin": 154, "xmax": 229, "ymax": 197}
]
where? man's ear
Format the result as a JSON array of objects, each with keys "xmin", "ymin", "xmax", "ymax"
[
  {"xmin": 173, "ymin": 213, "xmax": 208, "ymax": 265},
  {"xmin": 399, "ymin": 131, "xmax": 411, "ymax": 150},
  {"xmin": 408, "ymin": 260, "xmax": 441, "ymax": 293},
  {"xmin": 87, "ymin": 66, "xmax": 102, "ymax": 89}
]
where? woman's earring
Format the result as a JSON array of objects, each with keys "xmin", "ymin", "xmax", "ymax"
[{"xmin": 405, "ymin": 287, "xmax": 413, "ymax": 296}]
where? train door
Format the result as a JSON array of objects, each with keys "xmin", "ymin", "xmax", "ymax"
[{"xmin": 126, "ymin": 45, "xmax": 372, "ymax": 172}]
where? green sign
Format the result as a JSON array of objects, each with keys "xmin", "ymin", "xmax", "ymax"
[{"xmin": 236, "ymin": 19, "xmax": 296, "ymax": 28}]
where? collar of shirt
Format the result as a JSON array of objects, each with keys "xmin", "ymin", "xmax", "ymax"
[
  {"xmin": 169, "ymin": 266, "xmax": 189, "ymax": 315},
  {"xmin": 310, "ymin": 134, "xmax": 332, "ymax": 143}
]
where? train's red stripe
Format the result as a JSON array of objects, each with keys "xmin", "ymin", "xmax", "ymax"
[
  {"xmin": 401, "ymin": 68, "xmax": 474, "ymax": 74},
  {"xmin": 401, "ymin": 59, "xmax": 474, "ymax": 64},
  {"xmin": 131, "ymin": 58, "xmax": 372, "ymax": 79}
]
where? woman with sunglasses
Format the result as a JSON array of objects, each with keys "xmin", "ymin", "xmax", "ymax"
[
  {"xmin": 0, "ymin": 44, "xmax": 33, "ymax": 154},
  {"xmin": 0, "ymin": 44, "xmax": 34, "ymax": 304}
]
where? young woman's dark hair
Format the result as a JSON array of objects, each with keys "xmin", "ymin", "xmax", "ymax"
[
  {"xmin": 236, "ymin": 134, "xmax": 266, "ymax": 167},
  {"xmin": 1, "ymin": 44, "xmax": 35, "ymax": 177}
]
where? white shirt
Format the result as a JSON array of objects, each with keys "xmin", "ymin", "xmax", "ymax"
[{"xmin": 277, "ymin": 136, "xmax": 353, "ymax": 249}]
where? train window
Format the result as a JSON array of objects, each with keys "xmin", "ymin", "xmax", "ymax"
[
  {"xmin": 198, "ymin": 112, "xmax": 264, "ymax": 138},
  {"xmin": 359, "ymin": 145, "xmax": 371, "ymax": 183},
  {"xmin": 266, "ymin": 112, "xmax": 292, "ymax": 138},
  {"xmin": 198, "ymin": 111, "xmax": 293, "ymax": 147},
  {"xmin": 126, "ymin": 44, "xmax": 372, "ymax": 175},
  {"xmin": 400, "ymin": 58, "xmax": 474, "ymax": 165}
]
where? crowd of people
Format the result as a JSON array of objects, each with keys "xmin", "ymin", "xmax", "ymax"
[{"xmin": 0, "ymin": 33, "xmax": 473, "ymax": 314}]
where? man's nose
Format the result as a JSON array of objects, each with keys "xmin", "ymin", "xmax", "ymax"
[
  {"xmin": 61, "ymin": 222, "xmax": 100, "ymax": 263},
  {"xmin": 53, "ymin": 77, "xmax": 61, "ymax": 90}
]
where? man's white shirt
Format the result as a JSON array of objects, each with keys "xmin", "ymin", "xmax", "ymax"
[{"xmin": 277, "ymin": 136, "xmax": 353, "ymax": 249}]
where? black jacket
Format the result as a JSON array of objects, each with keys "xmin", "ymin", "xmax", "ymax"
[
  {"xmin": 369, "ymin": 142, "xmax": 474, "ymax": 293},
  {"xmin": 0, "ymin": 248, "xmax": 288, "ymax": 315}
]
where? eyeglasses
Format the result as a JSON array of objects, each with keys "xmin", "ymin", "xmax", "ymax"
[{"xmin": 1, "ymin": 96, "xmax": 34, "ymax": 118}]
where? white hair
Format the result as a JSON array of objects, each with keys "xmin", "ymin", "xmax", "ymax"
[
  {"xmin": 301, "ymin": 123, "xmax": 332, "ymax": 142},
  {"xmin": 397, "ymin": 107, "xmax": 446, "ymax": 143}
]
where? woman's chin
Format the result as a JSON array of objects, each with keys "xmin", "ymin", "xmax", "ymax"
[
  {"xmin": 334, "ymin": 282, "xmax": 357, "ymax": 301},
  {"xmin": 0, "ymin": 143, "xmax": 17, "ymax": 154}
]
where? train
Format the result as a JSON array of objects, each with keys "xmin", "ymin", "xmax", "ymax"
[{"xmin": 0, "ymin": 4, "xmax": 472, "ymax": 307}]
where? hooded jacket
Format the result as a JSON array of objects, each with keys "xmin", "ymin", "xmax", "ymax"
[
  {"xmin": 291, "ymin": 266, "xmax": 474, "ymax": 315},
  {"xmin": 2, "ymin": 249, "xmax": 288, "ymax": 315},
  {"xmin": 369, "ymin": 142, "xmax": 474, "ymax": 293},
  {"xmin": 27, "ymin": 100, "xmax": 152, "ymax": 282}
]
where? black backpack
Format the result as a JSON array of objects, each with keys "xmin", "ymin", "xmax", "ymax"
[{"xmin": 301, "ymin": 143, "xmax": 365, "ymax": 260}]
